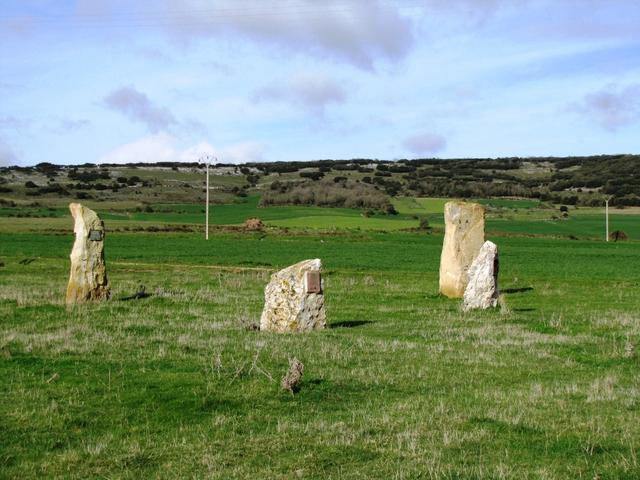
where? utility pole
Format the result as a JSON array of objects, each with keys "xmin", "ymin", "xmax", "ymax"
[
  {"xmin": 205, "ymin": 159, "xmax": 209, "ymax": 240},
  {"xmin": 605, "ymin": 196, "xmax": 611, "ymax": 242},
  {"xmin": 201, "ymin": 154, "xmax": 216, "ymax": 240}
]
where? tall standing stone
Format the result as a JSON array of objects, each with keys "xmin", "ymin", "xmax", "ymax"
[
  {"xmin": 439, "ymin": 201, "xmax": 485, "ymax": 298},
  {"xmin": 260, "ymin": 259, "xmax": 326, "ymax": 333},
  {"xmin": 463, "ymin": 241, "xmax": 499, "ymax": 311},
  {"xmin": 66, "ymin": 203, "xmax": 110, "ymax": 305}
]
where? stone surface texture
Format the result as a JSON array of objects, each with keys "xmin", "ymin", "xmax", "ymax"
[
  {"xmin": 439, "ymin": 201, "xmax": 485, "ymax": 298},
  {"xmin": 463, "ymin": 241, "xmax": 499, "ymax": 311},
  {"xmin": 260, "ymin": 259, "xmax": 326, "ymax": 332},
  {"xmin": 244, "ymin": 217, "xmax": 264, "ymax": 230},
  {"xmin": 66, "ymin": 203, "xmax": 110, "ymax": 305}
]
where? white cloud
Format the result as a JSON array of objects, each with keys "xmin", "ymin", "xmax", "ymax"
[
  {"xmin": 97, "ymin": 133, "xmax": 177, "ymax": 164},
  {"xmin": 403, "ymin": 132, "xmax": 447, "ymax": 155},
  {"xmin": 253, "ymin": 72, "xmax": 347, "ymax": 115},
  {"xmin": 0, "ymin": 137, "xmax": 18, "ymax": 166},
  {"xmin": 97, "ymin": 133, "xmax": 266, "ymax": 165},
  {"xmin": 213, "ymin": 141, "xmax": 267, "ymax": 164}
]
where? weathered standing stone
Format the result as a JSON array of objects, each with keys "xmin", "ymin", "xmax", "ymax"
[
  {"xmin": 463, "ymin": 241, "xmax": 499, "ymax": 311},
  {"xmin": 260, "ymin": 259, "xmax": 326, "ymax": 332},
  {"xmin": 439, "ymin": 201, "xmax": 485, "ymax": 298},
  {"xmin": 66, "ymin": 203, "xmax": 110, "ymax": 305},
  {"xmin": 281, "ymin": 357, "xmax": 304, "ymax": 395}
]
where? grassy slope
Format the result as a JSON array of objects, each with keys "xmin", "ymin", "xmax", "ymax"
[{"xmin": 1, "ymin": 230, "xmax": 639, "ymax": 478}]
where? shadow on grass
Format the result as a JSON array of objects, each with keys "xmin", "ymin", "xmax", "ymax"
[
  {"xmin": 502, "ymin": 287, "xmax": 534, "ymax": 294},
  {"xmin": 120, "ymin": 285, "xmax": 152, "ymax": 301},
  {"xmin": 329, "ymin": 320, "xmax": 373, "ymax": 329},
  {"xmin": 120, "ymin": 292, "xmax": 153, "ymax": 301},
  {"xmin": 513, "ymin": 308, "xmax": 536, "ymax": 312}
]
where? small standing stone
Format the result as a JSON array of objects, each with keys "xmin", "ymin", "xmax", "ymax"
[
  {"xmin": 65, "ymin": 203, "xmax": 110, "ymax": 305},
  {"xmin": 281, "ymin": 358, "xmax": 304, "ymax": 395},
  {"xmin": 260, "ymin": 259, "xmax": 326, "ymax": 332},
  {"xmin": 463, "ymin": 241, "xmax": 499, "ymax": 311},
  {"xmin": 439, "ymin": 201, "xmax": 485, "ymax": 298}
]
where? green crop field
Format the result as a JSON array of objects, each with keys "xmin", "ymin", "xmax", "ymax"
[{"xmin": 1, "ymin": 197, "xmax": 639, "ymax": 479}]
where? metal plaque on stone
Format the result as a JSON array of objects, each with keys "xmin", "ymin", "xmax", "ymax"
[
  {"xmin": 88, "ymin": 229, "xmax": 103, "ymax": 241},
  {"xmin": 304, "ymin": 271, "xmax": 321, "ymax": 294}
]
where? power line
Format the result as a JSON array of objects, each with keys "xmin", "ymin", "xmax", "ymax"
[{"xmin": 0, "ymin": 1, "xmax": 427, "ymax": 29}]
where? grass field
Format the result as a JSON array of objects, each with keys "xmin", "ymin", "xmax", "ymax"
[
  {"xmin": 1, "ymin": 198, "xmax": 639, "ymax": 478},
  {"xmin": 2, "ymin": 195, "xmax": 637, "ymax": 240}
]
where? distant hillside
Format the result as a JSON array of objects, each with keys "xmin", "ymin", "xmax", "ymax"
[{"xmin": 1, "ymin": 155, "xmax": 638, "ymax": 209}]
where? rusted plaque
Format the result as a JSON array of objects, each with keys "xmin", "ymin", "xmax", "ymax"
[
  {"xmin": 88, "ymin": 229, "xmax": 103, "ymax": 241},
  {"xmin": 304, "ymin": 271, "xmax": 322, "ymax": 294}
]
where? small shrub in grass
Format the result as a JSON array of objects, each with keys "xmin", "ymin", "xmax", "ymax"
[
  {"xmin": 418, "ymin": 217, "xmax": 431, "ymax": 231},
  {"xmin": 610, "ymin": 230, "xmax": 628, "ymax": 242}
]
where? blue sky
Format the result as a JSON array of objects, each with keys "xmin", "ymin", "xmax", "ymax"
[{"xmin": 1, "ymin": 0, "xmax": 639, "ymax": 166}]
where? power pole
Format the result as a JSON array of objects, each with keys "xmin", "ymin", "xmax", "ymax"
[
  {"xmin": 201, "ymin": 155, "xmax": 218, "ymax": 240},
  {"xmin": 605, "ymin": 197, "xmax": 611, "ymax": 242},
  {"xmin": 205, "ymin": 159, "xmax": 209, "ymax": 240}
]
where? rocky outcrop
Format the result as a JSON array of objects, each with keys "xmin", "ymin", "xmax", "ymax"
[
  {"xmin": 66, "ymin": 203, "xmax": 110, "ymax": 305},
  {"xmin": 439, "ymin": 201, "xmax": 485, "ymax": 298},
  {"xmin": 463, "ymin": 241, "xmax": 499, "ymax": 311},
  {"xmin": 260, "ymin": 259, "xmax": 326, "ymax": 333}
]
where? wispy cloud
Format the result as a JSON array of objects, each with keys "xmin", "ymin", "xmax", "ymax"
[
  {"xmin": 571, "ymin": 83, "xmax": 640, "ymax": 131},
  {"xmin": 403, "ymin": 132, "xmax": 447, "ymax": 155},
  {"xmin": 0, "ymin": 116, "xmax": 28, "ymax": 131},
  {"xmin": 253, "ymin": 73, "xmax": 347, "ymax": 115},
  {"xmin": 104, "ymin": 86, "xmax": 177, "ymax": 132},
  {"xmin": 51, "ymin": 118, "xmax": 90, "ymax": 134}
]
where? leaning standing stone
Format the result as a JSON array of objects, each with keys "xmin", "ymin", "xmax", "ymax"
[
  {"xmin": 463, "ymin": 241, "xmax": 499, "ymax": 311},
  {"xmin": 260, "ymin": 259, "xmax": 326, "ymax": 333},
  {"xmin": 439, "ymin": 201, "xmax": 485, "ymax": 298},
  {"xmin": 66, "ymin": 203, "xmax": 110, "ymax": 305}
]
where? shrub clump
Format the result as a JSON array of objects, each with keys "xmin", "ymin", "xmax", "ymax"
[
  {"xmin": 610, "ymin": 230, "xmax": 628, "ymax": 242},
  {"xmin": 259, "ymin": 180, "xmax": 392, "ymax": 211}
]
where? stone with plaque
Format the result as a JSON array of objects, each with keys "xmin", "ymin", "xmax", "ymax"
[
  {"xmin": 66, "ymin": 203, "xmax": 110, "ymax": 305},
  {"xmin": 304, "ymin": 271, "xmax": 322, "ymax": 294},
  {"xmin": 260, "ymin": 258, "xmax": 326, "ymax": 332},
  {"xmin": 88, "ymin": 229, "xmax": 103, "ymax": 241}
]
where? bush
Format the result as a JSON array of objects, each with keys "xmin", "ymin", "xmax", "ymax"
[
  {"xmin": 610, "ymin": 230, "xmax": 628, "ymax": 242},
  {"xmin": 259, "ymin": 180, "xmax": 391, "ymax": 210},
  {"xmin": 299, "ymin": 171, "xmax": 324, "ymax": 181},
  {"xmin": 385, "ymin": 204, "xmax": 398, "ymax": 215},
  {"xmin": 418, "ymin": 217, "xmax": 431, "ymax": 230}
]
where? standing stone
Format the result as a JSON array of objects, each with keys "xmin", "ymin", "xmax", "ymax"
[
  {"xmin": 66, "ymin": 203, "xmax": 110, "ymax": 305},
  {"xmin": 260, "ymin": 259, "xmax": 326, "ymax": 332},
  {"xmin": 463, "ymin": 241, "xmax": 499, "ymax": 311},
  {"xmin": 439, "ymin": 201, "xmax": 485, "ymax": 298}
]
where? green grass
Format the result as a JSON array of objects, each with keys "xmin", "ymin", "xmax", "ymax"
[
  {"xmin": 475, "ymin": 198, "xmax": 543, "ymax": 209},
  {"xmin": 393, "ymin": 196, "xmax": 450, "ymax": 215},
  {"xmin": 1, "ymin": 226, "xmax": 639, "ymax": 478},
  {"xmin": 3, "ymin": 196, "xmax": 637, "ymax": 241}
]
